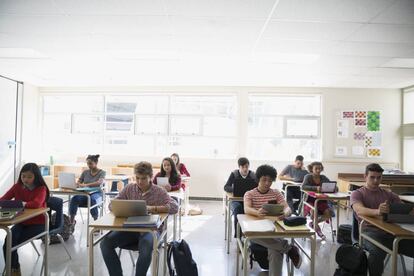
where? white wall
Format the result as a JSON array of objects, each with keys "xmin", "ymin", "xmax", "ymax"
[{"xmin": 20, "ymin": 86, "xmax": 402, "ymax": 198}]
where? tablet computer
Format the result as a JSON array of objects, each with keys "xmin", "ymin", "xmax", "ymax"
[{"xmin": 262, "ymin": 204, "xmax": 284, "ymax": 216}]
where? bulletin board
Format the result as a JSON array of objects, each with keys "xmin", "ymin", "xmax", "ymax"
[{"xmin": 334, "ymin": 110, "xmax": 382, "ymax": 158}]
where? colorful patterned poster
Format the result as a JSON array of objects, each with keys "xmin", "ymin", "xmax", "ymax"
[
  {"xmin": 353, "ymin": 132, "xmax": 365, "ymax": 140},
  {"xmin": 342, "ymin": 111, "xmax": 354, "ymax": 119},
  {"xmin": 365, "ymin": 135, "xmax": 373, "ymax": 148},
  {"xmin": 366, "ymin": 131, "xmax": 381, "ymax": 147},
  {"xmin": 367, "ymin": 147, "xmax": 382, "ymax": 158},
  {"xmin": 355, "ymin": 118, "xmax": 366, "ymax": 127},
  {"xmin": 367, "ymin": 111, "xmax": 380, "ymax": 131},
  {"xmin": 355, "ymin": 111, "xmax": 366, "ymax": 118}
]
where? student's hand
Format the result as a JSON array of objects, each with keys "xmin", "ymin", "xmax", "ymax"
[
  {"xmin": 276, "ymin": 214, "xmax": 285, "ymax": 221},
  {"xmin": 22, "ymin": 202, "xmax": 26, "ymax": 207},
  {"xmin": 164, "ymin": 184, "xmax": 172, "ymax": 192},
  {"xmin": 78, "ymin": 183, "xmax": 86, "ymax": 188},
  {"xmin": 378, "ymin": 200, "xmax": 389, "ymax": 215},
  {"xmin": 257, "ymin": 208, "xmax": 267, "ymax": 218},
  {"xmin": 147, "ymin": 206, "xmax": 155, "ymax": 213},
  {"xmin": 316, "ymin": 187, "xmax": 321, "ymax": 193}
]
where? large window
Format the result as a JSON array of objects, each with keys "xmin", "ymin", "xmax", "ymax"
[
  {"xmin": 247, "ymin": 95, "xmax": 321, "ymax": 160},
  {"xmin": 403, "ymin": 89, "xmax": 414, "ymax": 172},
  {"xmin": 41, "ymin": 94, "xmax": 237, "ymax": 158}
]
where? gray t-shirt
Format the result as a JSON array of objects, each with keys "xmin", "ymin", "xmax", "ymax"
[
  {"xmin": 280, "ymin": 165, "xmax": 308, "ymax": 182},
  {"xmin": 79, "ymin": 169, "xmax": 106, "ymax": 186}
]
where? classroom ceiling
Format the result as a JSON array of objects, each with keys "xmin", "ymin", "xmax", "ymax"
[{"xmin": 0, "ymin": 0, "xmax": 414, "ymax": 88}]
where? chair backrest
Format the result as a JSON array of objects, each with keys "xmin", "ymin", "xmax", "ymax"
[
  {"xmin": 351, "ymin": 211, "xmax": 360, "ymax": 244},
  {"xmin": 47, "ymin": 196, "xmax": 64, "ymax": 234},
  {"xmin": 110, "ymin": 178, "xmax": 129, "ymax": 192}
]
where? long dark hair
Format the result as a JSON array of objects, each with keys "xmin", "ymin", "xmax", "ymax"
[
  {"xmin": 17, "ymin": 163, "xmax": 50, "ymax": 201},
  {"xmin": 171, "ymin": 153, "xmax": 181, "ymax": 170},
  {"xmin": 160, "ymin": 157, "xmax": 179, "ymax": 185}
]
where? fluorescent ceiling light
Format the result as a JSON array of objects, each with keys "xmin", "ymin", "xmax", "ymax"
[
  {"xmin": 252, "ymin": 53, "xmax": 319, "ymax": 65},
  {"xmin": 381, "ymin": 58, "xmax": 414, "ymax": 69},
  {"xmin": 0, "ymin": 48, "xmax": 49, "ymax": 59}
]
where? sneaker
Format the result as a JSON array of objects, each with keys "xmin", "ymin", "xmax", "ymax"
[{"xmin": 287, "ymin": 245, "xmax": 302, "ymax": 269}]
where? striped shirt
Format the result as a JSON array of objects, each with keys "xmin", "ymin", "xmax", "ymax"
[
  {"xmin": 244, "ymin": 188, "xmax": 286, "ymax": 210},
  {"xmin": 110, "ymin": 183, "xmax": 178, "ymax": 214}
]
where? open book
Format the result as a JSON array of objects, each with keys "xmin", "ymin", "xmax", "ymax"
[
  {"xmin": 123, "ymin": 215, "xmax": 161, "ymax": 228},
  {"xmin": 240, "ymin": 219, "xmax": 275, "ymax": 232}
]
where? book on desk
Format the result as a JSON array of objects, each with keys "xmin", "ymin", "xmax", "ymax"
[{"xmin": 123, "ymin": 215, "xmax": 161, "ymax": 228}]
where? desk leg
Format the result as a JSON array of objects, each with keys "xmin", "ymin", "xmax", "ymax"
[
  {"xmin": 43, "ymin": 212, "xmax": 49, "ymax": 276},
  {"xmin": 310, "ymin": 234, "xmax": 316, "ymax": 276},
  {"xmin": 87, "ymin": 195, "xmax": 91, "ymax": 247},
  {"xmin": 224, "ymin": 195, "xmax": 228, "ymax": 241},
  {"xmin": 392, "ymin": 238, "xmax": 400, "ymax": 276},
  {"xmin": 88, "ymin": 228, "xmax": 95, "ymax": 276},
  {"xmin": 179, "ymin": 199, "xmax": 182, "ymax": 240},
  {"xmin": 151, "ymin": 232, "xmax": 159, "ymax": 276},
  {"xmin": 336, "ymin": 199, "xmax": 340, "ymax": 240},
  {"xmin": 4, "ymin": 227, "xmax": 11, "ymax": 276},
  {"xmin": 236, "ymin": 222, "xmax": 240, "ymax": 276},
  {"xmin": 163, "ymin": 220, "xmax": 168, "ymax": 276},
  {"xmin": 227, "ymin": 200, "xmax": 231, "ymax": 254},
  {"xmin": 173, "ymin": 213, "xmax": 177, "ymax": 241},
  {"xmin": 243, "ymin": 238, "xmax": 249, "ymax": 276},
  {"xmin": 314, "ymin": 199, "xmax": 319, "ymax": 233}
]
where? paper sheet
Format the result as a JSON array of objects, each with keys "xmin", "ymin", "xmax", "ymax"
[
  {"xmin": 335, "ymin": 146, "xmax": 348, "ymax": 156},
  {"xmin": 241, "ymin": 219, "xmax": 276, "ymax": 232},
  {"xmin": 396, "ymin": 223, "xmax": 414, "ymax": 233},
  {"xmin": 352, "ymin": 146, "xmax": 364, "ymax": 156}
]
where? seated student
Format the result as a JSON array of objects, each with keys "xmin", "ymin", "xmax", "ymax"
[
  {"xmin": 279, "ymin": 155, "xmax": 308, "ymax": 214},
  {"xmin": 351, "ymin": 163, "xmax": 414, "ymax": 276},
  {"xmin": 1, "ymin": 163, "xmax": 50, "ymax": 276},
  {"xmin": 223, "ymin": 157, "xmax": 257, "ymax": 237},
  {"xmin": 244, "ymin": 164, "xmax": 301, "ymax": 275},
  {"xmin": 100, "ymin": 161, "xmax": 178, "ymax": 276},
  {"xmin": 153, "ymin": 157, "xmax": 182, "ymax": 192},
  {"xmin": 302, "ymin": 161, "xmax": 335, "ymax": 240},
  {"xmin": 69, "ymin": 154, "xmax": 106, "ymax": 226},
  {"xmin": 171, "ymin": 153, "xmax": 190, "ymax": 177}
]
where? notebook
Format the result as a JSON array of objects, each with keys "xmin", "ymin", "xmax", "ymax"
[
  {"xmin": 0, "ymin": 200, "xmax": 24, "ymax": 212},
  {"xmin": 240, "ymin": 219, "xmax": 275, "ymax": 232},
  {"xmin": 123, "ymin": 215, "xmax": 161, "ymax": 228},
  {"xmin": 0, "ymin": 210, "xmax": 22, "ymax": 221}
]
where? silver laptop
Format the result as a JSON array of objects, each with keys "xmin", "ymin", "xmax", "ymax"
[
  {"xmin": 111, "ymin": 199, "xmax": 148, "ymax": 217},
  {"xmin": 58, "ymin": 172, "xmax": 77, "ymax": 189},
  {"xmin": 321, "ymin": 182, "xmax": 337, "ymax": 193}
]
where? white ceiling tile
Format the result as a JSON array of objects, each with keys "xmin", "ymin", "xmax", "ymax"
[
  {"xmin": 327, "ymin": 41, "xmax": 414, "ymax": 57},
  {"xmin": 0, "ymin": 0, "xmax": 59, "ymax": 15},
  {"xmin": 272, "ymin": 0, "xmax": 393, "ymax": 22},
  {"xmin": 263, "ymin": 21, "xmax": 363, "ymax": 41},
  {"xmin": 314, "ymin": 55, "xmax": 389, "ymax": 67},
  {"xmin": 348, "ymin": 23, "xmax": 414, "ymax": 43},
  {"xmin": 255, "ymin": 39, "xmax": 337, "ymax": 54},
  {"xmin": 372, "ymin": 0, "xmax": 414, "ymax": 24}
]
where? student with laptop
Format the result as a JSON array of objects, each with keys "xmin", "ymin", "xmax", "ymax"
[
  {"xmin": 279, "ymin": 155, "xmax": 308, "ymax": 214},
  {"xmin": 223, "ymin": 157, "xmax": 257, "ymax": 237},
  {"xmin": 171, "ymin": 153, "xmax": 190, "ymax": 177},
  {"xmin": 351, "ymin": 163, "xmax": 414, "ymax": 276},
  {"xmin": 1, "ymin": 163, "xmax": 50, "ymax": 276},
  {"xmin": 100, "ymin": 161, "xmax": 178, "ymax": 276},
  {"xmin": 153, "ymin": 157, "xmax": 182, "ymax": 192},
  {"xmin": 302, "ymin": 161, "xmax": 335, "ymax": 240},
  {"xmin": 244, "ymin": 164, "xmax": 301, "ymax": 275},
  {"xmin": 69, "ymin": 154, "xmax": 106, "ymax": 226}
]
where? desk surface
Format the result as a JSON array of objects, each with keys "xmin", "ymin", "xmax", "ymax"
[
  {"xmin": 105, "ymin": 175, "xmax": 129, "ymax": 180},
  {"xmin": 50, "ymin": 187, "xmax": 99, "ymax": 195},
  {"xmin": 0, "ymin": 208, "xmax": 49, "ymax": 226},
  {"xmin": 400, "ymin": 195, "xmax": 414, "ymax": 204},
  {"xmin": 89, "ymin": 212, "xmax": 168, "ymax": 230},
  {"xmin": 360, "ymin": 215, "xmax": 413, "ymax": 237},
  {"xmin": 225, "ymin": 192, "xmax": 243, "ymax": 201},
  {"xmin": 303, "ymin": 191, "xmax": 350, "ymax": 199},
  {"xmin": 237, "ymin": 214, "xmax": 314, "ymax": 237}
]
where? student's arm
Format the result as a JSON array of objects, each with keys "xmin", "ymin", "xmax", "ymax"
[
  {"xmin": 243, "ymin": 192, "xmax": 267, "ymax": 218},
  {"xmin": 278, "ymin": 166, "xmax": 293, "ymax": 181},
  {"xmin": 0, "ymin": 184, "xmax": 16, "ymax": 200},
  {"xmin": 224, "ymin": 172, "xmax": 235, "ymax": 193},
  {"xmin": 169, "ymin": 175, "xmax": 181, "ymax": 191},
  {"xmin": 275, "ymin": 190, "xmax": 291, "ymax": 220},
  {"xmin": 76, "ymin": 171, "xmax": 85, "ymax": 186},
  {"xmin": 82, "ymin": 170, "xmax": 106, "ymax": 187},
  {"xmin": 109, "ymin": 184, "xmax": 131, "ymax": 211},
  {"xmin": 147, "ymin": 189, "xmax": 178, "ymax": 214},
  {"xmin": 301, "ymin": 174, "xmax": 319, "ymax": 192},
  {"xmin": 180, "ymin": 163, "xmax": 190, "ymax": 177},
  {"xmin": 25, "ymin": 186, "xmax": 47, "ymax": 208},
  {"xmin": 351, "ymin": 190, "xmax": 387, "ymax": 217}
]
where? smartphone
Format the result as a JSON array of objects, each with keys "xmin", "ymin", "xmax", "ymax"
[
  {"xmin": 1, "ymin": 211, "xmax": 11, "ymax": 217},
  {"xmin": 268, "ymin": 200, "xmax": 277, "ymax": 204}
]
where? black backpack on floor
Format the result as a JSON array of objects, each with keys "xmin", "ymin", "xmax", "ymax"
[
  {"xmin": 249, "ymin": 242, "xmax": 269, "ymax": 270},
  {"xmin": 167, "ymin": 240, "xmax": 198, "ymax": 276},
  {"xmin": 334, "ymin": 244, "xmax": 367, "ymax": 276},
  {"xmin": 337, "ymin": 224, "xmax": 352, "ymax": 244}
]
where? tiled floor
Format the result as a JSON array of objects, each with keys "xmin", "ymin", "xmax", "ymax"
[{"xmin": 0, "ymin": 200, "xmax": 413, "ymax": 275}]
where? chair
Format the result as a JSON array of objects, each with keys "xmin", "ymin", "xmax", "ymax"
[
  {"xmin": 31, "ymin": 196, "xmax": 72, "ymax": 259},
  {"xmin": 351, "ymin": 211, "xmax": 407, "ymax": 276}
]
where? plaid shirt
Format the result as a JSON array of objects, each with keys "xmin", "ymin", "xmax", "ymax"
[{"xmin": 110, "ymin": 183, "xmax": 178, "ymax": 214}]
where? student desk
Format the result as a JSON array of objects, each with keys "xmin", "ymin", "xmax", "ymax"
[
  {"xmin": 88, "ymin": 212, "xmax": 169, "ymax": 276},
  {"xmin": 181, "ymin": 176, "xmax": 191, "ymax": 215},
  {"xmin": 50, "ymin": 187, "xmax": 105, "ymax": 246},
  {"xmin": 359, "ymin": 215, "xmax": 414, "ymax": 276},
  {"xmin": 104, "ymin": 174, "xmax": 129, "ymax": 193},
  {"xmin": 0, "ymin": 208, "xmax": 50, "ymax": 276},
  {"xmin": 302, "ymin": 191, "xmax": 350, "ymax": 241},
  {"xmin": 223, "ymin": 192, "xmax": 243, "ymax": 254},
  {"xmin": 236, "ymin": 214, "xmax": 316, "ymax": 276},
  {"xmin": 168, "ymin": 189, "xmax": 185, "ymax": 241},
  {"xmin": 400, "ymin": 195, "xmax": 414, "ymax": 204}
]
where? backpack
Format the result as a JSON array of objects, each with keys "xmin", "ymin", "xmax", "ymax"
[
  {"xmin": 167, "ymin": 240, "xmax": 198, "ymax": 276},
  {"xmin": 334, "ymin": 244, "xmax": 367, "ymax": 276},
  {"xmin": 49, "ymin": 213, "xmax": 73, "ymax": 244},
  {"xmin": 249, "ymin": 243, "xmax": 269, "ymax": 270},
  {"xmin": 337, "ymin": 224, "xmax": 352, "ymax": 244}
]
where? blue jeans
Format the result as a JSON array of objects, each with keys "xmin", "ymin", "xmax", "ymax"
[
  {"xmin": 2, "ymin": 224, "xmax": 45, "ymax": 269},
  {"xmin": 100, "ymin": 231, "xmax": 156, "ymax": 276},
  {"xmin": 69, "ymin": 192, "xmax": 102, "ymax": 220},
  {"xmin": 230, "ymin": 201, "xmax": 244, "ymax": 238},
  {"xmin": 363, "ymin": 227, "xmax": 414, "ymax": 276}
]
